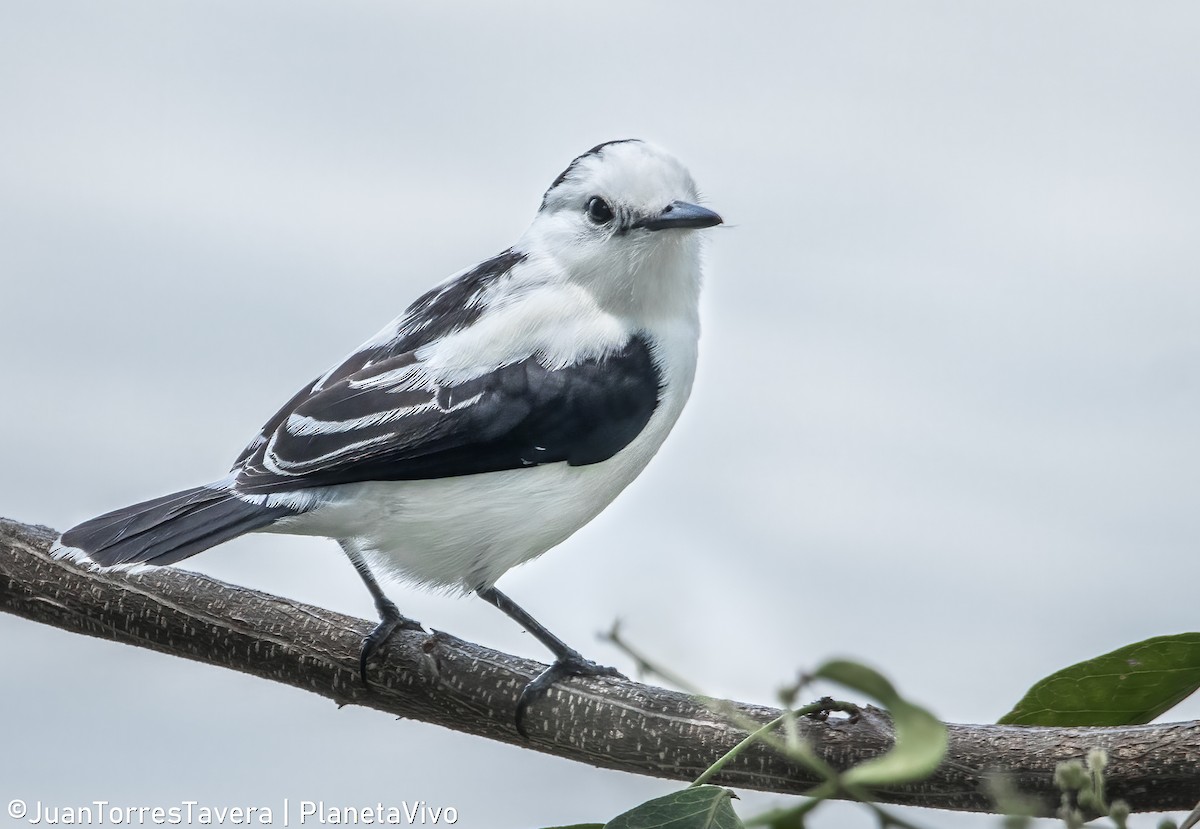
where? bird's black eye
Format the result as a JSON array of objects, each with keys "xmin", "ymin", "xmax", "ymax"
[{"xmin": 586, "ymin": 196, "xmax": 614, "ymax": 225}]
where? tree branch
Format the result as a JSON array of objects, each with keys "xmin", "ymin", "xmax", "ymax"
[{"xmin": 3, "ymin": 516, "xmax": 1197, "ymax": 815}]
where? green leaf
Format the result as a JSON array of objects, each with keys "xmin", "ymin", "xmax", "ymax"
[
  {"xmin": 743, "ymin": 803, "xmax": 814, "ymax": 828},
  {"xmin": 605, "ymin": 786, "xmax": 744, "ymax": 829},
  {"xmin": 999, "ymin": 633, "xmax": 1200, "ymax": 726},
  {"xmin": 812, "ymin": 659, "xmax": 948, "ymax": 787},
  {"xmin": 541, "ymin": 825, "xmax": 605, "ymax": 829}
]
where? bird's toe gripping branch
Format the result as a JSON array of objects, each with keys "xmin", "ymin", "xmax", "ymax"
[
  {"xmin": 515, "ymin": 651, "xmax": 627, "ymax": 738},
  {"xmin": 358, "ymin": 599, "xmax": 424, "ymax": 686}
]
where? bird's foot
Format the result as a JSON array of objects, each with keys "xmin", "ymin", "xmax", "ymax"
[
  {"xmin": 515, "ymin": 651, "xmax": 626, "ymax": 737},
  {"xmin": 359, "ymin": 599, "xmax": 423, "ymax": 686}
]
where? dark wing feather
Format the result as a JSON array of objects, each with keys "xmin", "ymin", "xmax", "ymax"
[
  {"xmin": 230, "ymin": 249, "xmax": 526, "ymax": 470},
  {"xmin": 233, "ymin": 335, "xmax": 662, "ymax": 493}
]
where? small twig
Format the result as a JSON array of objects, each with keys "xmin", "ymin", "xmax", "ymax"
[
  {"xmin": 1180, "ymin": 799, "xmax": 1200, "ymax": 829},
  {"xmin": 605, "ymin": 620, "xmax": 702, "ymax": 692}
]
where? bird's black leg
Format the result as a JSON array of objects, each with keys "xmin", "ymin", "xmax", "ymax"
[
  {"xmin": 340, "ymin": 542, "xmax": 422, "ymax": 685},
  {"xmin": 476, "ymin": 585, "xmax": 624, "ymax": 736}
]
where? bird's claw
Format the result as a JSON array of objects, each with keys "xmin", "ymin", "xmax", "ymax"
[
  {"xmin": 515, "ymin": 653, "xmax": 626, "ymax": 737},
  {"xmin": 359, "ymin": 599, "xmax": 423, "ymax": 686}
]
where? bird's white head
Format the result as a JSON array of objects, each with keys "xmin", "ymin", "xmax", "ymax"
[{"xmin": 519, "ymin": 140, "xmax": 721, "ymax": 324}]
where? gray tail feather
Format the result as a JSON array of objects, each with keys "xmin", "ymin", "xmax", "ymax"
[{"xmin": 59, "ymin": 485, "xmax": 295, "ymax": 567}]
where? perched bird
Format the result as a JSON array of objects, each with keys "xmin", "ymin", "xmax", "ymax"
[{"xmin": 57, "ymin": 139, "xmax": 721, "ymax": 728}]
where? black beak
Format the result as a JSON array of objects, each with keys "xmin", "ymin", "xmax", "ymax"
[{"xmin": 636, "ymin": 200, "xmax": 723, "ymax": 231}]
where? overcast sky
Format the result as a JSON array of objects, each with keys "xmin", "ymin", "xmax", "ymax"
[{"xmin": 2, "ymin": 3, "xmax": 1199, "ymax": 828}]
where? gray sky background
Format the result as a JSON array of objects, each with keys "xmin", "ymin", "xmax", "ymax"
[{"xmin": 2, "ymin": 3, "xmax": 1198, "ymax": 827}]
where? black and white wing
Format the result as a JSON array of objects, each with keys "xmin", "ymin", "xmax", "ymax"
[
  {"xmin": 232, "ymin": 335, "xmax": 662, "ymax": 494},
  {"xmin": 231, "ymin": 248, "xmax": 529, "ymax": 473}
]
